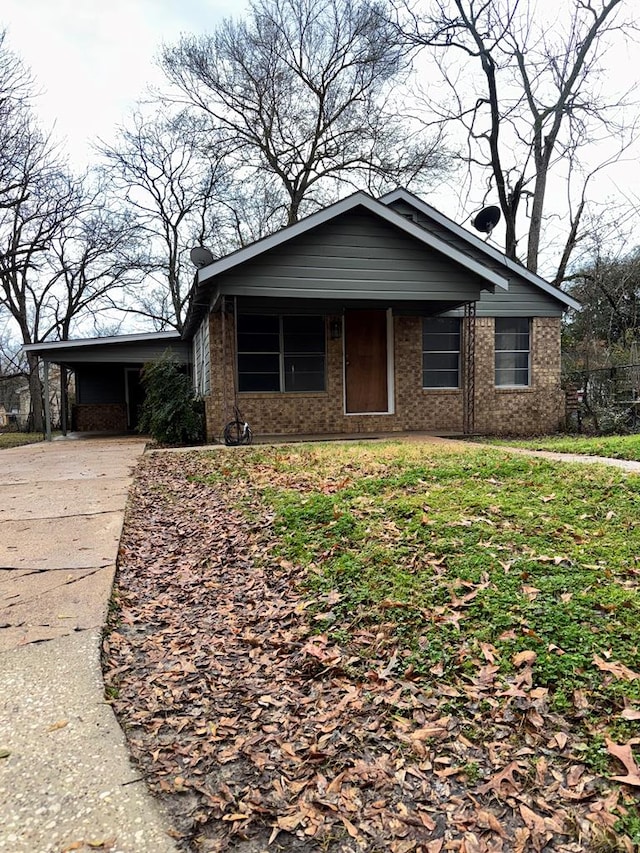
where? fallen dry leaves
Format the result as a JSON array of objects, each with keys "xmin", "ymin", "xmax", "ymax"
[{"xmin": 103, "ymin": 451, "xmax": 639, "ymax": 852}]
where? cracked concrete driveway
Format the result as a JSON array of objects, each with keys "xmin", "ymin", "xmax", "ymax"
[
  {"xmin": 0, "ymin": 438, "xmax": 140, "ymax": 649},
  {"xmin": 0, "ymin": 437, "xmax": 178, "ymax": 853}
]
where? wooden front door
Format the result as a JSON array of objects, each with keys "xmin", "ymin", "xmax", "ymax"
[{"xmin": 345, "ymin": 310, "xmax": 389, "ymax": 413}]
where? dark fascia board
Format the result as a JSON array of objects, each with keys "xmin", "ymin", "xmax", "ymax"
[
  {"xmin": 380, "ymin": 188, "xmax": 581, "ymax": 311},
  {"xmin": 23, "ymin": 330, "xmax": 183, "ymax": 357},
  {"xmin": 183, "ymin": 190, "xmax": 510, "ymax": 337}
]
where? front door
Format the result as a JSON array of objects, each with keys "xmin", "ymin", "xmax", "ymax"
[{"xmin": 344, "ymin": 310, "xmax": 389, "ymax": 413}]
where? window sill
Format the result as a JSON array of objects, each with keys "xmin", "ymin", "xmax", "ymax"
[
  {"xmin": 495, "ymin": 386, "xmax": 533, "ymax": 392},
  {"xmin": 421, "ymin": 388, "xmax": 461, "ymax": 393}
]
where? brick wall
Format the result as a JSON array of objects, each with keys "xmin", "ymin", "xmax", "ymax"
[
  {"xmin": 73, "ymin": 403, "xmax": 127, "ymax": 432},
  {"xmin": 472, "ymin": 316, "xmax": 565, "ymax": 435},
  {"xmin": 203, "ymin": 311, "xmax": 564, "ymax": 440}
]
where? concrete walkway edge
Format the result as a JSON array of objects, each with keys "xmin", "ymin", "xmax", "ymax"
[{"xmin": 0, "ymin": 438, "xmax": 178, "ymax": 853}]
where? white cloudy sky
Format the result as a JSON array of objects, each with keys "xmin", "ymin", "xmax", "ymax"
[
  {"xmin": 1, "ymin": 0, "xmax": 638, "ymax": 263},
  {"xmin": 0, "ymin": 0, "xmax": 246, "ymax": 164}
]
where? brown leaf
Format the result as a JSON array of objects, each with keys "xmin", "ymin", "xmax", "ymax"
[
  {"xmin": 620, "ymin": 708, "xmax": 640, "ymax": 721},
  {"xmin": 277, "ymin": 813, "xmax": 303, "ymax": 831},
  {"xmin": 519, "ymin": 803, "xmax": 546, "ymax": 834},
  {"xmin": 513, "ymin": 650, "xmax": 537, "ymax": 667},
  {"xmin": 341, "ymin": 815, "xmax": 359, "ymax": 838},
  {"xmin": 593, "ymin": 655, "xmax": 640, "ymax": 681},
  {"xmin": 477, "ymin": 760, "xmax": 526, "ymax": 795},
  {"xmin": 46, "ymin": 719, "xmax": 69, "ymax": 732},
  {"xmin": 476, "ymin": 808, "xmax": 508, "ymax": 838},
  {"xmin": 606, "ymin": 738, "xmax": 640, "ymax": 786}
]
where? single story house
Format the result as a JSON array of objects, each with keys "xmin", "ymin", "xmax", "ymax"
[{"xmin": 25, "ymin": 188, "xmax": 578, "ymax": 440}]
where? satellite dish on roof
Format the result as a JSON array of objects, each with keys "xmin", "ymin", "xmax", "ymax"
[
  {"xmin": 190, "ymin": 246, "xmax": 215, "ymax": 269},
  {"xmin": 472, "ymin": 205, "xmax": 501, "ymax": 234}
]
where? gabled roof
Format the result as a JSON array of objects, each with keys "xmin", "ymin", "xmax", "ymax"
[
  {"xmin": 183, "ymin": 190, "xmax": 510, "ymax": 336},
  {"xmin": 380, "ymin": 188, "xmax": 580, "ymax": 311}
]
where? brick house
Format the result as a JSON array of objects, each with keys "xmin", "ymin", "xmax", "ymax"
[
  {"xmin": 25, "ymin": 188, "xmax": 578, "ymax": 440},
  {"xmin": 184, "ymin": 188, "xmax": 578, "ymax": 440}
]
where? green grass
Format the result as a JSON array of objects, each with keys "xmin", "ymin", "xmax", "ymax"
[
  {"xmin": 0, "ymin": 431, "xmax": 45, "ymax": 449},
  {"xmin": 484, "ymin": 433, "xmax": 640, "ymax": 461},
  {"xmin": 202, "ymin": 441, "xmax": 640, "ymax": 776}
]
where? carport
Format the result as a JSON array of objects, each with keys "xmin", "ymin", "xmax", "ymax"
[{"xmin": 23, "ymin": 331, "xmax": 190, "ymax": 439}]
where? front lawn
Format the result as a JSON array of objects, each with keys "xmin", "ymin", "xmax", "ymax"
[
  {"xmin": 105, "ymin": 441, "xmax": 640, "ymax": 852},
  {"xmin": 0, "ymin": 431, "xmax": 44, "ymax": 449},
  {"xmin": 485, "ymin": 433, "xmax": 640, "ymax": 462}
]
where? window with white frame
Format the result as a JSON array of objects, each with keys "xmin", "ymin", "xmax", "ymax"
[
  {"xmin": 237, "ymin": 314, "xmax": 326, "ymax": 392},
  {"xmin": 422, "ymin": 317, "xmax": 461, "ymax": 388},
  {"xmin": 192, "ymin": 318, "xmax": 210, "ymax": 395},
  {"xmin": 495, "ymin": 317, "xmax": 530, "ymax": 386}
]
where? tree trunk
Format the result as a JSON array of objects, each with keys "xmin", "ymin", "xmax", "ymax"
[{"xmin": 26, "ymin": 353, "xmax": 44, "ymax": 433}]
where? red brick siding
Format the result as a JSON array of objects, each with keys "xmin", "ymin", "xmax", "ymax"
[
  {"xmin": 73, "ymin": 403, "xmax": 127, "ymax": 432},
  {"xmin": 203, "ymin": 312, "xmax": 564, "ymax": 440}
]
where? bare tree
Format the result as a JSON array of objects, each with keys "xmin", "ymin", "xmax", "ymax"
[
  {"xmin": 160, "ymin": 0, "xmax": 449, "ymax": 227},
  {"xmin": 398, "ymin": 0, "xmax": 634, "ymax": 277},
  {"xmin": 0, "ymin": 36, "xmax": 136, "ymax": 430},
  {"xmin": 0, "ymin": 30, "xmax": 34, "ymax": 217},
  {"xmin": 99, "ymin": 111, "xmax": 230, "ymax": 331}
]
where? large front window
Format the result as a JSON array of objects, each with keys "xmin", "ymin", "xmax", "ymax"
[
  {"xmin": 495, "ymin": 317, "xmax": 530, "ymax": 386},
  {"xmin": 422, "ymin": 317, "xmax": 461, "ymax": 388},
  {"xmin": 237, "ymin": 314, "xmax": 326, "ymax": 392}
]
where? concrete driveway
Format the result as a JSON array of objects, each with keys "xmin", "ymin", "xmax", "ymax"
[{"xmin": 0, "ymin": 437, "xmax": 178, "ymax": 853}]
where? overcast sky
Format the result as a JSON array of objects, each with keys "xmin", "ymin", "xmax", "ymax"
[
  {"xmin": 0, "ymin": 0, "xmax": 246, "ymax": 164},
  {"xmin": 1, "ymin": 0, "xmax": 638, "ymax": 266}
]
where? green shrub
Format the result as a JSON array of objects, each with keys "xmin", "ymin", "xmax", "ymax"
[{"xmin": 138, "ymin": 354, "xmax": 204, "ymax": 445}]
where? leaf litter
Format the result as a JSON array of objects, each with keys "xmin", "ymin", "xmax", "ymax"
[{"xmin": 103, "ymin": 446, "xmax": 640, "ymax": 852}]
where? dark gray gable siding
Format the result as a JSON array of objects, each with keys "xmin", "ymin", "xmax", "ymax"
[
  {"xmin": 388, "ymin": 199, "xmax": 563, "ymax": 317},
  {"xmin": 214, "ymin": 209, "xmax": 494, "ymax": 304}
]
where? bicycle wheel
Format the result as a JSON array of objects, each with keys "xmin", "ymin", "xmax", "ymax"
[{"xmin": 223, "ymin": 419, "xmax": 252, "ymax": 446}]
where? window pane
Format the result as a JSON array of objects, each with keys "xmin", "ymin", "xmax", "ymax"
[
  {"xmin": 423, "ymin": 317, "xmax": 460, "ymax": 388},
  {"xmin": 284, "ymin": 371, "xmax": 325, "ymax": 392},
  {"xmin": 423, "ymin": 370, "xmax": 460, "ymax": 388},
  {"xmin": 284, "ymin": 355, "xmax": 325, "ymax": 391},
  {"xmin": 424, "ymin": 332, "xmax": 461, "ymax": 351},
  {"xmin": 283, "ymin": 316, "xmax": 324, "ymax": 354},
  {"xmin": 495, "ymin": 368, "xmax": 529, "ymax": 386},
  {"xmin": 496, "ymin": 331, "xmax": 530, "ymax": 351},
  {"xmin": 496, "ymin": 352, "xmax": 529, "ymax": 371},
  {"xmin": 237, "ymin": 332, "xmax": 280, "ymax": 352},
  {"xmin": 238, "ymin": 353, "xmax": 280, "ymax": 374},
  {"xmin": 423, "ymin": 353, "xmax": 459, "ymax": 371},
  {"xmin": 238, "ymin": 372, "xmax": 280, "ymax": 392},
  {"xmin": 237, "ymin": 314, "xmax": 279, "ymax": 335},
  {"xmin": 495, "ymin": 318, "xmax": 529, "ymax": 351}
]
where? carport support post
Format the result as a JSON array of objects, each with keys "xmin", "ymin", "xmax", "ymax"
[{"xmin": 43, "ymin": 358, "xmax": 52, "ymax": 442}]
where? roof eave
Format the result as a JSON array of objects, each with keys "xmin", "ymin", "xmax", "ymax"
[{"xmin": 380, "ymin": 188, "xmax": 581, "ymax": 311}]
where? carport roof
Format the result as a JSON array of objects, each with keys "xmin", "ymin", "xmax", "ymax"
[{"xmin": 23, "ymin": 331, "xmax": 189, "ymax": 365}]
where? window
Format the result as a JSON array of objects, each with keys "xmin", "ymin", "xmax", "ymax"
[
  {"xmin": 237, "ymin": 314, "xmax": 326, "ymax": 392},
  {"xmin": 495, "ymin": 318, "xmax": 530, "ymax": 386},
  {"xmin": 193, "ymin": 318, "xmax": 210, "ymax": 395},
  {"xmin": 422, "ymin": 317, "xmax": 461, "ymax": 388}
]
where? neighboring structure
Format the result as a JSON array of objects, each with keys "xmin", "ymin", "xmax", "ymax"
[
  {"xmin": 25, "ymin": 189, "xmax": 578, "ymax": 440},
  {"xmin": 0, "ymin": 374, "xmax": 30, "ymax": 429}
]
